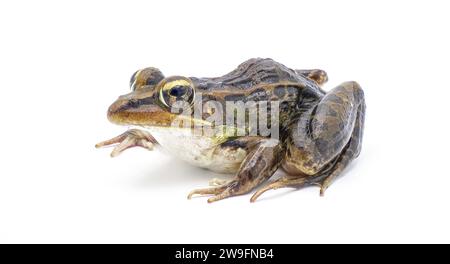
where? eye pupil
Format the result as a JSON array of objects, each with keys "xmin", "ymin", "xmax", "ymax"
[{"xmin": 170, "ymin": 85, "xmax": 187, "ymax": 97}]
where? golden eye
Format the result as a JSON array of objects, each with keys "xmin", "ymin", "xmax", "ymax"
[
  {"xmin": 158, "ymin": 77, "xmax": 195, "ymax": 107},
  {"xmin": 159, "ymin": 87, "xmax": 169, "ymax": 107}
]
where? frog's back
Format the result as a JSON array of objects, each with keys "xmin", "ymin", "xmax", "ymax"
[{"xmin": 191, "ymin": 58, "xmax": 320, "ymax": 91}]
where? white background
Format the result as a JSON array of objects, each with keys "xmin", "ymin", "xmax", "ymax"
[{"xmin": 1, "ymin": 0, "xmax": 449, "ymax": 243}]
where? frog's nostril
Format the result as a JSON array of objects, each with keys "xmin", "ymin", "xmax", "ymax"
[
  {"xmin": 126, "ymin": 99, "xmax": 139, "ymax": 108},
  {"xmin": 107, "ymin": 100, "xmax": 126, "ymax": 121}
]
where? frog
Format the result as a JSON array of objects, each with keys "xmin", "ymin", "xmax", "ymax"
[{"xmin": 96, "ymin": 58, "xmax": 365, "ymax": 203}]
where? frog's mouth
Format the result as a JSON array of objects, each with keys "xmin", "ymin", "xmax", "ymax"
[
  {"xmin": 107, "ymin": 95, "xmax": 212, "ymax": 128},
  {"xmin": 107, "ymin": 95, "xmax": 175, "ymax": 127}
]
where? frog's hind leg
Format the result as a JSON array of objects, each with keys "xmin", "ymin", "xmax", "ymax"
[
  {"xmin": 318, "ymin": 99, "xmax": 365, "ymax": 195},
  {"xmin": 251, "ymin": 128, "xmax": 362, "ymax": 202},
  {"xmin": 188, "ymin": 138, "xmax": 284, "ymax": 203},
  {"xmin": 250, "ymin": 176, "xmax": 307, "ymax": 202},
  {"xmin": 251, "ymin": 81, "xmax": 365, "ymax": 202}
]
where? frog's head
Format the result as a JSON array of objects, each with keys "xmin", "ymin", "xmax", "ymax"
[{"xmin": 107, "ymin": 68, "xmax": 203, "ymax": 128}]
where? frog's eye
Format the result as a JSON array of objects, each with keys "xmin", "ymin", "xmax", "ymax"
[
  {"xmin": 130, "ymin": 68, "xmax": 164, "ymax": 91},
  {"xmin": 158, "ymin": 77, "xmax": 195, "ymax": 108},
  {"xmin": 169, "ymin": 85, "xmax": 188, "ymax": 97}
]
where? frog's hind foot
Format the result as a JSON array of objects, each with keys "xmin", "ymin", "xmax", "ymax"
[
  {"xmin": 250, "ymin": 176, "xmax": 307, "ymax": 202},
  {"xmin": 187, "ymin": 178, "xmax": 234, "ymax": 201},
  {"xmin": 95, "ymin": 129, "xmax": 157, "ymax": 157},
  {"xmin": 250, "ymin": 171, "xmax": 339, "ymax": 202},
  {"xmin": 187, "ymin": 185, "xmax": 228, "ymax": 201},
  {"xmin": 189, "ymin": 180, "xmax": 263, "ymax": 203},
  {"xmin": 249, "ymin": 172, "xmax": 334, "ymax": 202}
]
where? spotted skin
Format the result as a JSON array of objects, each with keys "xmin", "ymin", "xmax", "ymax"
[{"xmin": 97, "ymin": 58, "xmax": 366, "ymax": 202}]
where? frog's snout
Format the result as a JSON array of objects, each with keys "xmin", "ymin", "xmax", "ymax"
[
  {"xmin": 107, "ymin": 97, "xmax": 129, "ymax": 124},
  {"xmin": 107, "ymin": 95, "xmax": 174, "ymax": 127}
]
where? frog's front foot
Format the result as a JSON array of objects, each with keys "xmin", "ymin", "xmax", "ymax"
[{"xmin": 95, "ymin": 129, "xmax": 157, "ymax": 157}]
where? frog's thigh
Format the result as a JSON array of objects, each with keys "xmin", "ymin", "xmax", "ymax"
[
  {"xmin": 252, "ymin": 82, "xmax": 365, "ymax": 201},
  {"xmin": 284, "ymin": 81, "xmax": 365, "ymax": 177}
]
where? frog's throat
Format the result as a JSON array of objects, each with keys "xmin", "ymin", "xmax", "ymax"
[{"xmin": 142, "ymin": 123, "xmax": 248, "ymax": 145}]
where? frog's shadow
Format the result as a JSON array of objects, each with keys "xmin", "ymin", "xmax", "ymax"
[{"xmin": 133, "ymin": 154, "xmax": 361, "ymax": 202}]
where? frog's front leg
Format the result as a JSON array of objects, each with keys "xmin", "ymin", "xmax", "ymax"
[
  {"xmin": 188, "ymin": 138, "xmax": 284, "ymax": 203},
  {"xmin": 95, "ymin": 129, "xmax": 157, "ymax": 157},
  {"xmin": 251, "ymin": 81, "xmax": 365, "ymax": 201}
]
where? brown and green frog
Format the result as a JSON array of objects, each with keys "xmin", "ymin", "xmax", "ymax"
[{"xmin": 96, "ymin": 58, "xmax": 365, "ymax": 203}]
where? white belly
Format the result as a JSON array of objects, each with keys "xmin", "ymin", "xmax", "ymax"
[{"xmin": 143, "ymin": 126, "xmax": 247, "ymax": 174}]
